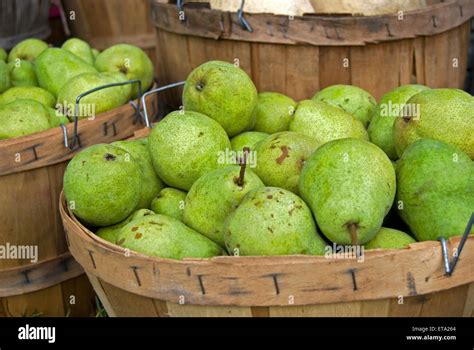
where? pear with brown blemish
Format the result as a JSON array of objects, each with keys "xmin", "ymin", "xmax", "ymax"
[{"xmin": 254, "ymin": 131, "xmax": 320, "ymax": 194}]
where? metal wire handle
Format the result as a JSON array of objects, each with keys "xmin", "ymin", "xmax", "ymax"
[
  {"xmin": 177, "ymin": 0, "xmax": 185, "ymax": 21},
  {"xmin": 438, "ymin": 212, "xmax": 473, "ymax": 276},
  {"xmin": 61, "ymin": 79, "xmax": 142, "ymax": 149},
  {"xmin": 141, "ymin": 81, "xmax": 186, "ymax": 128}
]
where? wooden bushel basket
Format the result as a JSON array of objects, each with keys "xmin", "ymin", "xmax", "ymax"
[
  {"xmin": 150, "ymin": 0, "xmax": 473, "ymax": 103},
  {"xmin": 0, "ymin": 93, "xmax": 157, "ymax": 317},
  {"xmin": 60, "ymin": 182, "xmax": 474, "ymax": 317}
]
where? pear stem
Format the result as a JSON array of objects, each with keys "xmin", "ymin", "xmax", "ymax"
[
  {"xmin": 348, "ymin": 223, "xmax": 358, "ymax": 247},
  {"xmin": 236, "ymin": 147, "xmax": 250, "ymax": 187}
]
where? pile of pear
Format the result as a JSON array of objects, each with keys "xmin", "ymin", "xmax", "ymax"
[
  {"xmin": 0, "ymin": 38, "xmax": 154, "ymax": 140},
  {"xmin": 63, "ymin": 61, "xmax": 474, "ymax": 260}
]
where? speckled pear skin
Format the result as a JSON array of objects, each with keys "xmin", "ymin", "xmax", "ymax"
[
  {"xmin": 0, "ymin": 99, "xmax": 51, "ymax": 139},
  {"xmin": 182, "ymin": 60, "xmax": 258, "ymax": 137},
  {"xmin": 57, "ymin": 72, "xmax": 131, "ymax": 120},
  {"xmin": 92, "ymin": 48, "xmax": 100, "ymax": 60},
  {"xmin": 312, "ymin": 84, "xmax": 376, "ymax": 127},
  {"xmin": 63, "ymin": 144, "xmax": 142, "ymax": 227},
  {"xmin": 116, "ymin": 214, "xmax": 225, "ymax": 260},
  {"xmin": 254, "ymin": 131, "xmax": 320, "ymax": 194},
  {"xmin": 393, "ymin": 89, "xmax": 474, "ymax": 159},
  {"xmin": 96, "ymin": 209, "xmax": 155, "ymax": 243},
  {"xmin": 253, "ymin": 92, "xmax": 296, "ymax": 134},
  {"xmin": 148, "ymin": 110, "xmax": 231, "ymax": 191},
  {"xmin": 0, "ymin": 48, "xmax": 7, "ymax": 62},
  {"xmin": 0, "ymin": 61, "xmax": 10, "ymax": 93},
  {"xmin": 299, "ymin": 138, "xmax": 396, "ymax": 245},
  {"xmin": 290, "ymin": 100, "xmax": 368, "ymax": 146},
  {"xmin": 7, "ymin": 60, "xmax": 38, "ymax": 87},
  {"xmin": 62, "ymin": 38, "xmax": 95, "ymax": 65},
  {"xmin": 112, "ymin": 139, "xmax": 165, "ymax": 210},
  {"xmin": 150, "ymin": 188, "xmax": 187, "ymax": 221},
  {"xmin": 8, "ymin": 38, "xmax": 48, "ymax": 63},
  {"xmin": 230, "ymin": 131, "xmax": 269, "ymax": 152},
  {"xmin": 224, "ymin": 187, "xmax": 327, "ymax": 256},
  {"xmin": 365, "ymin": 227, "xmax": 416, "ymax": 250},
  {"xmin": 396, "ymin": 139, "xmax": 474, "ymax": 241},
  {"xmin": 183, "ymin": 165, "xmax": 264, "ymax": 246},
  {"xmin": 0, "ymin": 86, "xmax": 55, "ymax": 107},
  {"xmin": 46, "ymin": 107, "xmax": 69, "ymax": 127},
  {"xmin": 95, "ymin": 44, "xmax": 154, "ymax": 98},
  {"xmin": 368, "ymin": 85, "xmax": 429, "ymax": 160},
  {"xmin": 35, "ymin": 48, "xmax": 98, "ymax": 97}
]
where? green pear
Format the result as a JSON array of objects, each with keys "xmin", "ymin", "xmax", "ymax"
[
  {"xmin": 112, "ymin": 139, "xmax": 165, "ymax": 209},
  {"xmin": 183, "ymin": 165, "xmax": 264, "ymax": 246},
  {"xmin": 182, "ymin": 60, "xmax": 258, "ymax": 137},
  {"xmin": 365, "ymin": 228, "xmax": 416, "ymax": 250},
  {"xmin": 224, "ymin": 187, "xmax": 327, "ymax": 256},
  {"xmin": 96, "ymin": 209, "xmax": 155, "ymax": 243},
  {"xmin": 63, "ymin": 144, "xmax": 142, "ymax": 227},
  {"xmin": 312, "ymin": 84, "xmax": 376, "ymax": 127},
  {"xmin": 0, "ymin": 48, "xmax": 7, "ymax": 62},
  {"xmin": 57, "ymin": 72, "xmax": 131, "ymax": 120},
  {"xmin": 7, "ymin": 60, "xmax": 38, "ymax": 87},
  {"xmin": 46, "ymin": 107, "xmax": 69, "ymax": 127},
  {"xmin": 148, "ymin": 110, "xmax": 231, "ymax": 191},
  {"xmin": 290, "ymin": 100, "xmax": 368, "ymax": 146},
  {"xmin": 0, "ymin": 100, "xmax": 51, "ymax": 139},
  {"xmin": 393, "ymin": 89, "xmax": 474, "ymax": 159},
  {"xmin": 300, "ymin": 138, "xmax": 396, "ymax": 245},
  {"xmin": 0, "ymin": 61, "xmax": 11, "ymax": 93},
  {"xmin": 95, "ymin": 44, "xmax": 154, "ymax": 98},
  {"xmin": 230, "ymin": 131, "xmax": 269, "ymax": 152},
  {"xmin": 368, "ymin": 84, "xmax": 429, "ymax": 160},
  {"xmin": 35, "ymin": 48, "xmax": 98, "ymax": 96},
  {"xmin": 116, "ymin": 214, "xmax": 225, "ymax": 260},
  {"xmin": 150, "ymin": 188, "xmax": 187, "ymax": 221},
  {"xmin": 8, "ymin": 38, "xmax": 48, "ymax": 63},
  {"xmin": 92, "ymin": 48, "xmax": 100, "ymax": 60},
  {"xmin": 396, "ymin": 139, "xmax": 474, "ymax": 241},
  {"xmin": 253, "ymin": 92, "xmax": 296, "ymax": 134},
  {"xmin": 0, "ymin": 86, "xmax": 55, "ymax": 107},
  {"xmin": 254, "ymin": 131, "xmax": 320, "ymax": 194},
  {"xmin": 62, "ymin": 38, "xmax": 95, "ymax": 65}
]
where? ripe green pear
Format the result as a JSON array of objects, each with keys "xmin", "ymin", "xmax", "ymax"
[
  {"xmin": 182, "ymin": 60, "xmax": 258, "ymax": 137},
  {"xmin": 254, "ymin": 131, "xmax": 320, "ymax": 194},
  {"xmin": 183, "ymin": 165, "xmax": 264, "ymax": 246},
  {"xmin": 46, "ymin": 107, "xmax": 69, "ymax": 127},
  {"xmin": 92, "ymin": 48, "xmax": 100, "ymax": 60},
  {"xmin": 62, "ymin": 38, "xmax": 95, "ymax": 65},
  {"xmin": 35, "ymin": 48, "xmax": 98, "ymax": 97},
  {"xmin": 63, "ymin": 144, "xmax": 142, "ymax": 227},
  {"xmin": 8, "ymin": 38, "xmax": 48, "ymax": 63},
  {"xmin": 112, "ymin": 139, "xmax": 165, "ymax": 209},
  {"xmin": 300, "ymin": 138, "xmax": 396, "ymax": 245},
  {"xmin": 0, "ymin": 61, "xmax": 10, "ymax": 93},
  {"xmin": 57, "ymin": 72, "xmax": 131, "ymax": 119},
  {"xmin": 253, "ymin": 92, "xmax": 296, "ymax": 134},
  {"xmin": 365, "ymin": 228, "xmax": 416, "ymax": 250},
  {"xmin": 0, "ymin": 100, "xmax": 51, "ymax": 139},
  {"xmin": 148, "ymin": 110, "xmax": 231, "ymax": 191},
  {"xmin": 96, "ymin": 209, "xmax": 155, "ymax": 243},
  {"xmin": 368, "ymin": 84, "xmax": 428, "ymax": 159},
  {"xmin": 95, "ymin": 44, "xmax": 154, "ymax": 98},
  {"xmin": 150, "ymin": 188, "xmax": 187, "ymax": 221},
  {"xmin": 116, "ymin": 214, "xmax": 225, "ymax": 260},
  {"xmin": 396, "ymin": 139, "xmax": 474, "ymax": 241},
  {"xmin": 393, "ymin": 89, "xmax": 474, "ymax": 159},
  {"xmin": 0, "ymin": 86, "xmax": 55, "ymax": 107},
  {"xmin": 230, "ymin": 131, "xmax": 269, "ymax": 152},
  {"xmin": 224, "ymin": 187, "xmax": 327, "ymax": 256},
  {"xmin": 0, "ymin": 48, "xmax": 6, "ymax": 62},
  {"xmin": 290, "ymin": 100, "xmax": 368, "ymax": 146},
  {"xmin": 7, "ymin": 60, "xmax": 38, "ymax": 87},
  {"xmin": 312, "ymin": 84, "xmax": 376, "ymax": 127}
]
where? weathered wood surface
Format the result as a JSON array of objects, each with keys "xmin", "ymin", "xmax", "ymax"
[{"xmin": 62, "ymin": 192, "xmax": 474, "ymax": 311}]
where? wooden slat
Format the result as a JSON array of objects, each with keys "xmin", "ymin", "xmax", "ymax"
[
  {"xmin": 319, "ymin": 46, "xmax": 351, "ymax": 89},
  {"xmin": 285, "ymin": 45, "xmax": 320, "ymax": 101},
  {"xmin": 463, "ymin": 283, "xmax": 474, "ymax": 317}
]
